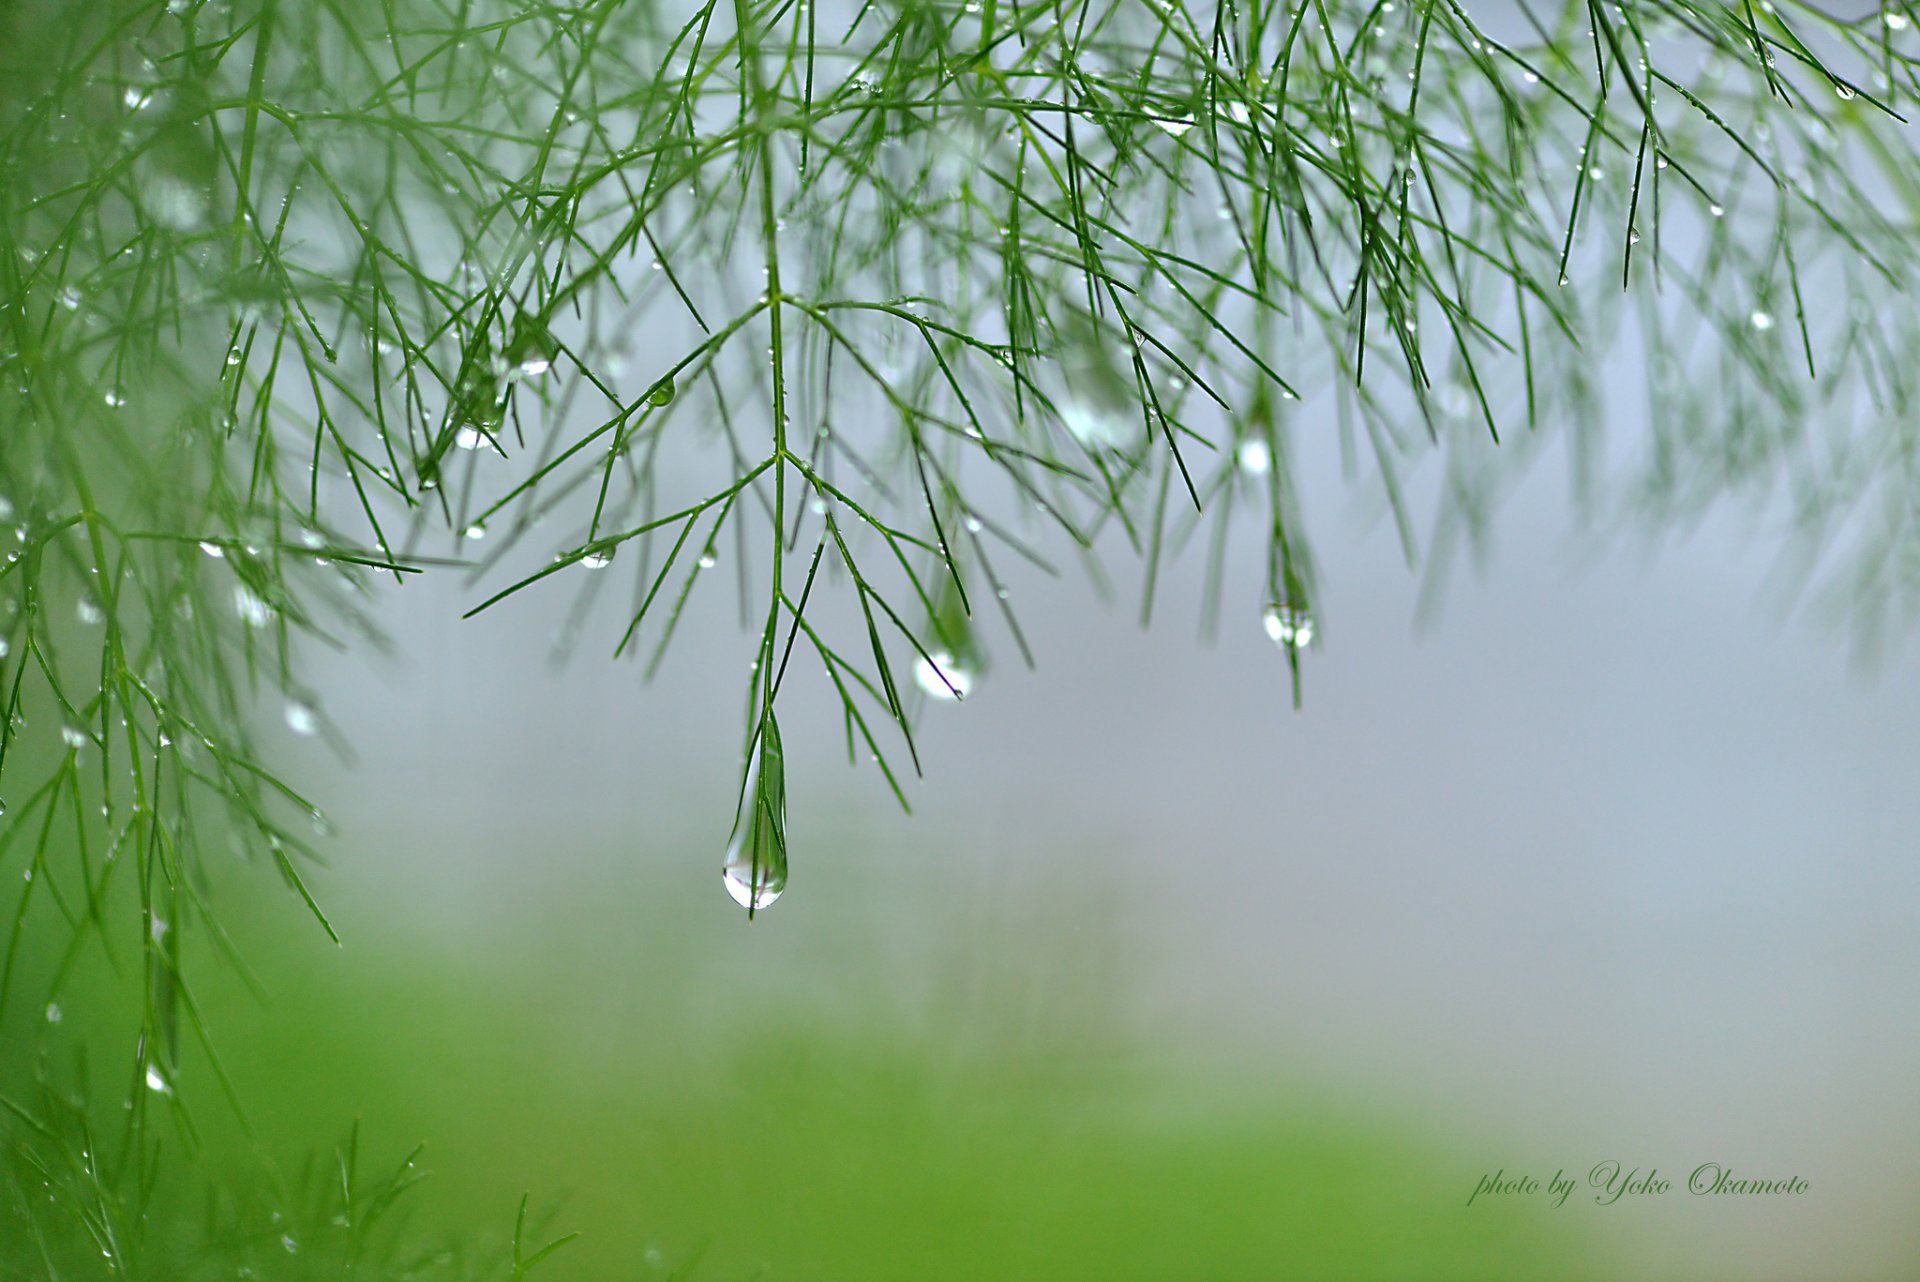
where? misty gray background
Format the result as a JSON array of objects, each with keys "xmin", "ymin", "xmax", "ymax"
[{"xmin": 267, "ymin": 385, "xmax": 1920, "ymax": 1280}]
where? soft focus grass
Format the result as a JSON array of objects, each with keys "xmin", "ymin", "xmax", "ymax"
[{"xmin": 145, "ymin": 840, "xmax": 1616, "ymax": 1282}]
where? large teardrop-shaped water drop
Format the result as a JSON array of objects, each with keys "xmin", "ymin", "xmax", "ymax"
[
  {"xmin": 722, "ymin": 827, "xmax": 787, "ymax": 910},
  {"xmin": 722, "ymin": 717, "xmax": 788, "ymax": 912}
]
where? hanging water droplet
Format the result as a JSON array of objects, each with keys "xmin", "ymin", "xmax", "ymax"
[
  {"xmin": 77, "ymin": 597, "xmax": 104, "ymax": 624},
  {"xmin": 103, "ymin": 391, "xmax": 125, "ymax": 409},
  {"xmin": 1628, "ymin": 229, "xmax": 1642, "ymax": 246},
  {"xmin": 60, "ymin": 723, "xmax": 88, "ymax": 749},
  {"xmin": 1153, "ymin": 115, "xmax": 1196, "ymax": 137},
  {"xmin": 1835, "ymin": 82, "xmax": 1856, "ymax": 99},
  {"xmin": 1750, "ymin": 310, "xmax": 1774, "ymax": 331},
  {"xmin": 1708, "ymin": 203, "xmax": 1725, "ymax": 218},
  {"xmin": 199, "ymin": 540, "xmax": 225, "ymax": 558},
  {"xmin": 696, "ymin": 552, "xmax": 717, "ymax": 569},
  {"xmin": 44, "ymin": 1003, "xmax": 60, "ymax": 1023},
  {"xmin": 233, "ymin": 585, "xmax": 271, "ymax": 627},
  {"xmin": 58, "ymin": 286, "xmax": 81, "ymax": 311},
  {"xmin": 1052, "ymin": 316, "xmax": 1136, "ymax": 452},
  {"xmin": 914, "ymin": 651, "xmax": 973, "ymax": 702},
  {"xmin": 454, "ymin": 426, "xmax": 488, "ymax": 450},
  {"xmin": 723, "ymin": 717, "xmax": 789, "ymax": 912},
  {"xmin": 647, "ymin": 375, "xmax": 676, "ymax": 407},
  {"xmin": 284, "ymin": 699, "xmax": 317, "ymax": 736},
  {"xmin": 144, "ymin": 1064, "xmax": 171, "ymax": 1095},
  {"xmin": 1236, "ymin": 439, "xmax": 1272, "ymax": 475},
  {"xmin": 464, "ymin": 522, "xmax": 487, "ymax": 541},
  {"xmin": 581, "ymin": 549, "xmax": 613, "ymax": 569},
  {"xmin": 1262, "ymin": 602, "xmax": 1314, "ymax": 648},
  {"xmin": 1888, "ymin": 10, "xmax": 1910, "ymax": 28},
  {"xmin": 964, "ymin": 515, "xmax": 984, "ymax": 533}
]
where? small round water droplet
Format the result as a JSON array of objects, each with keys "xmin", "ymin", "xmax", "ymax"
[
  {"xmin": 1262, "ymin": 602, "xmax": 1315, "ymax": 648},
  {"xmin": 144, "ymin": 1064, "xmax": 171, "ymax": 1095},
  {"xmin": 647, "ymin": 376, "xmax": 676, "ymax": 408},
  {"xmin": 454, "ymin": 426, "xmax": 488, "ymax": 450},
  {"xmin": 582, "ymin": 549, "xmax": 613, "ymax": 569},
  {"xmin": 103, "ymin": 391, "xmax": 125, "ymax": 409},
  {"xmin": 281, "ymin": 1235, "xmax": 298, "ymax": 1255},
  {"xmin": 697, "ymin": 552, "xmax": 717, "ymax": 570},
  {"xmin": 1749, "ymin": 310, "xmax": 1774, "ymax": 331},
  {"xmin": 1835, "ymin": 82, "xmax": 1856, "ymax": 99},
  {"xmin": 1708, "ymin": 203, "xmax": 1725, "ymax": 218},
  {"xmin": 1236, "ymin": 439, "xmax": 1272, "ymax": 475},
  {"xmin": 914, "ymin": 651, "xmax": 973, "ymax": 702},
  {"xmin": 61, "ymin": 724, "xmax": 88, "ymax": 749},
  {"xmin": 284, "ymin": 700, "xmax": 317, "ymax": 736},
  {"xmin": 464, "ymin": 522, "xmax": 487, "ymax": 541}
]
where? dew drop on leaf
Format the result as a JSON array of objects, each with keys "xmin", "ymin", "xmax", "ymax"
[
  {"xmin": 723, "ymin": 718, "xmax": 788, "ymax": 912},
  {"xmin": 233, "ymin": 586, "xmax": 271, "ymax": 627},
  {"xmin": 647, "ymin": 375, "xmax": 676, "ymax": 407},
  {"xmin": 284, "ymin": 700, "xmax": 317, "ymax": 736},
  {"xmin": 914, "ymin": 650, "xmax": 974, "ymax": 702},
  {"xmin": 1262, "ymin": 602, "xmax": 1314, "ymax": 649}
]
